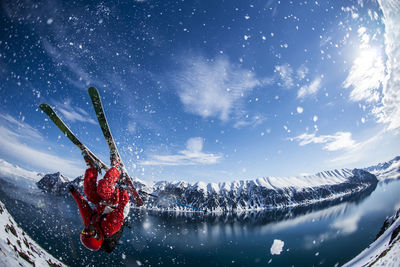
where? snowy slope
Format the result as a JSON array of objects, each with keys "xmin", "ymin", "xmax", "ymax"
[
  {"xmin": 0, "ymin": 159, "xmax": 42, "ymax": 182},
  {"xmin": 344, "ymin": 209, "xmax": 400, "ymax": 267},
  {"xmin": 364, "ymin": 156, "xmax": 400, "ymax": 181},
  {"xmin": 0, "ymin": 200, "xmax": 66, "ymax": 267}
]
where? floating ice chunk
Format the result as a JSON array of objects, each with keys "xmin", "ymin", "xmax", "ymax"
[{"xmin": 270, "ymin": 239, "xmax": 284, "ymax": 255}]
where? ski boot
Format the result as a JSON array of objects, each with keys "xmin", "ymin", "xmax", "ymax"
[
  {"xmin": 110, "ymin": 149, "xmax": 127, "ymax": 184},
  {"xmin": 110, "ymin": 149, "xmax": 123, "ymax": 171},
  {"xmin": 82, "ymin": 149, "xmax": 102, "ymax": 173}
]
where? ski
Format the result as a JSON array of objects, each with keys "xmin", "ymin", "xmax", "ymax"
[
  {"xmin": 39, "ymin": 104, "xmax": 109, "ymax": 173},
  {"xmin": 88, "ymin": 87, "xmax": 143, "ymax": 206}
]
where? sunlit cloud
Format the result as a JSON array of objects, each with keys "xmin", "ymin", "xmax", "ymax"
[
  {"xmin": 174, "ymin": 56, "xmax": 260, "ymax": 121},
  {"xmin": 297, "ymin": 77, "xmax": 321, "ymax": 98},
  {"xmin": 293, "ymin": 132, "xmax": 356, "ymax": 151},
  {"xmin": 372, "ymin": 0, "xmax": 400, "ymax": 133},
  {"xmin": 0, "ymin": 114, "xmax": 83, "ymax": 177},
  {"xmin": 343, "ymin": 1, "xmax": 400, "ymax": 134},
  {"xmin": 343, "ymin": 48, "xmax": 385, "ymax": 102},
  {"xmin": 140, "ymin": 137, "xmax": 222, "ymax": 166},
  {"xmin": 329, "ymin": 129, "xmax": 386, "ymax": 165}
]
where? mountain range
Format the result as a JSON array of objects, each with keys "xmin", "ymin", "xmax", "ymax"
[{"xmin": 35, "ymin": 157, "xmax": 400, "ymax": 212}]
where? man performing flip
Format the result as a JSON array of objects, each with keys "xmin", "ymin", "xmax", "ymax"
[
  {"xmin": 40, "ymin": 87, "xmax": 145, "ymax": 253},
  {"xmin": 69, "ymin": 152, "xmax": 133, "ymax": 253}
]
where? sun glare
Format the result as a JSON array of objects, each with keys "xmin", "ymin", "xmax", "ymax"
[{"xmin": 356, "ymin": 48, "xmax": 378, "ymax": 68}]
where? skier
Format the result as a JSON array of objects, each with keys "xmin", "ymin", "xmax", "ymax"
[{"xmin": 69, "ymin": 152, "xmax": 131, "ymax": 252}]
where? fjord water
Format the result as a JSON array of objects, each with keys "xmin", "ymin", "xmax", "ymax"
[{"xmin": 1, "ymin": 177, "xmax": 400, "ymax": 266}]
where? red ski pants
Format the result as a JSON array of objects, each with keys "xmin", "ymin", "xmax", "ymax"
[{"xmin": 84, "ymin": 167, "xmax": 121, "ymax": 205}]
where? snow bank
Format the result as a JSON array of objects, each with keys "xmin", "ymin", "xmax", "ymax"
[
  {"xmin": 0, "ymin": 200, "xmax": 66, "ymax": 267},
  {"xmin": 344, "ymin": 209, "xmax": 400, "ymax": 267}
]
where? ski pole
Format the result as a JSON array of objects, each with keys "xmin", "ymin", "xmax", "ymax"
[{"xmin": 138, "ymin": 190, "xmax": 204, "ymax": 212}]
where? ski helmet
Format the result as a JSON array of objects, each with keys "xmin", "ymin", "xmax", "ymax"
[{"xmin": 80, "ymin": 228, "xmax": 103, "ymax": 251}]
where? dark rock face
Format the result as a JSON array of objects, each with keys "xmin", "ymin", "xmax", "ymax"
[
  {"xmin": 376, "ymin": 208, "xmax": 400, "ymax": 240},
  {"xmin": 36, "ymin": 173, "xmax": 83, "ymax": 195}
]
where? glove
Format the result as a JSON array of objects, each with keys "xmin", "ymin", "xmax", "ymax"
[
  {"xmin": 131, "ymin": 190, "xmax": 144, "ymax": 207},
  {"xmin": 68, "ymin": 184, "xmax": 76, "ymax": 193},
  {"xmin": 119, "ymin": 189, "xmax": 129, "ymax": 206}
]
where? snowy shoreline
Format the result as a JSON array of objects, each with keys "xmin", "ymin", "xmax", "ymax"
[
  {"xmin": 0, "ymin": 200, "xmax": 66, "ymax": 267},
  {"xmin": 344, "ymin": 209, "xmax": 400, "ymax": 267}
]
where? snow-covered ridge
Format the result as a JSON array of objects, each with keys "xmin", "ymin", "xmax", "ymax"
[
  {"xmin": 344, "ymin": 208, "xmax": 400, "ymax": 267},
  {"xmin": 34, "ymin": 165, "xmax": 379, "ymax": 212},
  {"xmin": 0, "ymin": 159, "xmax": 42, "ymax": 182},
  {"xmin": 364, "ymin": 156, "xmax": 400, "ymax": 181},
  {"xmin": 137, "ymin": 168, "xmax": 377, "ymax": 212},
  {"xmin": 0, "ymin": 200, "xmax": 66, "ymax": 267},
  {"xmin": 5, "ymin": 157, "xmax": 399, "ymax": 212}
]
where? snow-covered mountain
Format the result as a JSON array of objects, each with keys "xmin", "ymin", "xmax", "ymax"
[
  {"xmin": 137, "ymin": 168, "xmax": 377, "ymax": 212},
  {"xmin": 36, "ymin": 172, "xmax": 83, "ymax": 195},
  {"xmin": 0, "ymin": 159, "xmax": 42, "ymax": 182},
  {"xmin": 36, "ymin": 167, "xmax": 378, "ymax": 212},
  {"xmin": 364, "ymin": 156, "xmax": 400, "ymax": 181},
  {"xmin": 0, "ymin": 200, "xmax": 66, "ymax": 267},
  {"xmin": 344, "ymin": 208, "xmax": 400, "ymax": 266},
  {"xmin": 25, "ymin": 156, "xmax": 400, "ymax": 212}
]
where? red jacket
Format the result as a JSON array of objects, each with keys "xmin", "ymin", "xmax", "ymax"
[{"xmin": 72, "ymin": 167, "xmax": 128, "ymax": 237}]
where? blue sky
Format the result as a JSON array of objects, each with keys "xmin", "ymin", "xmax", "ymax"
[{"xmin": 0, "ymin": 0, "xmax": 399, "ymax": 182}]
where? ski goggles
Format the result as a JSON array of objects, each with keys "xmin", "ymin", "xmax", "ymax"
[{"xmin": 81, "ymin": 228, "xmax": 101, "ymax": 240}]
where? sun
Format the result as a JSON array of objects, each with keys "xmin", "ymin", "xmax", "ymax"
[{"xmin": 356, "ymin": 48, "xmax": 379, "ymax": 68}]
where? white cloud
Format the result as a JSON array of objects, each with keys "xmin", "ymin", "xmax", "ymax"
[
  {"xmin": 0, "ymin": 115, "xmax": 83, "ymax": 177},
  {"xmin": 233, "ymin": 114, "xmax": 266, "ymax": 129},
  {"xmin": 329, "ymin": 129, "xmax": 386, "ymax": 165},
  {"xmin": 343, "ymin": 48, "xmax": 385, "ymax": 102},
  {"xmin": 54, "ymin": 99, "xmax": 97, "ymax": 124},
  {"xmin": 140, "ymin": 137, "xmax": 222, "ymax": 166},
  {"xmin": 275, "ymin": 64, "xmax": 294, "ymax": 88},
  {"xmin": 0, "ymin": 114, "xmax": 42, "ymax": 140},
  {"xmin": 270, "ymin": 239, "xmax": 284, "ymax": 255},
  {"xmin": 297, "ymin": 65, "xmax": 309, "ymax": 80},
  {"xmin": 341, "ymin": 1, "xmax": 400, "ymax": 134},
  {"xmin": 294, "ymin": 132, "xmax": 356, "ymax": 151},
  {"xmin": 297, "ymin": 77, "xmax": 321, "ymax": 98},
  {"xmin": 175, "ymin": 56, "xmax": 260, "ymax": 121},
  {"xmin": 372, "ymin": 0, "xmax": 400, "ymax": 133}
]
